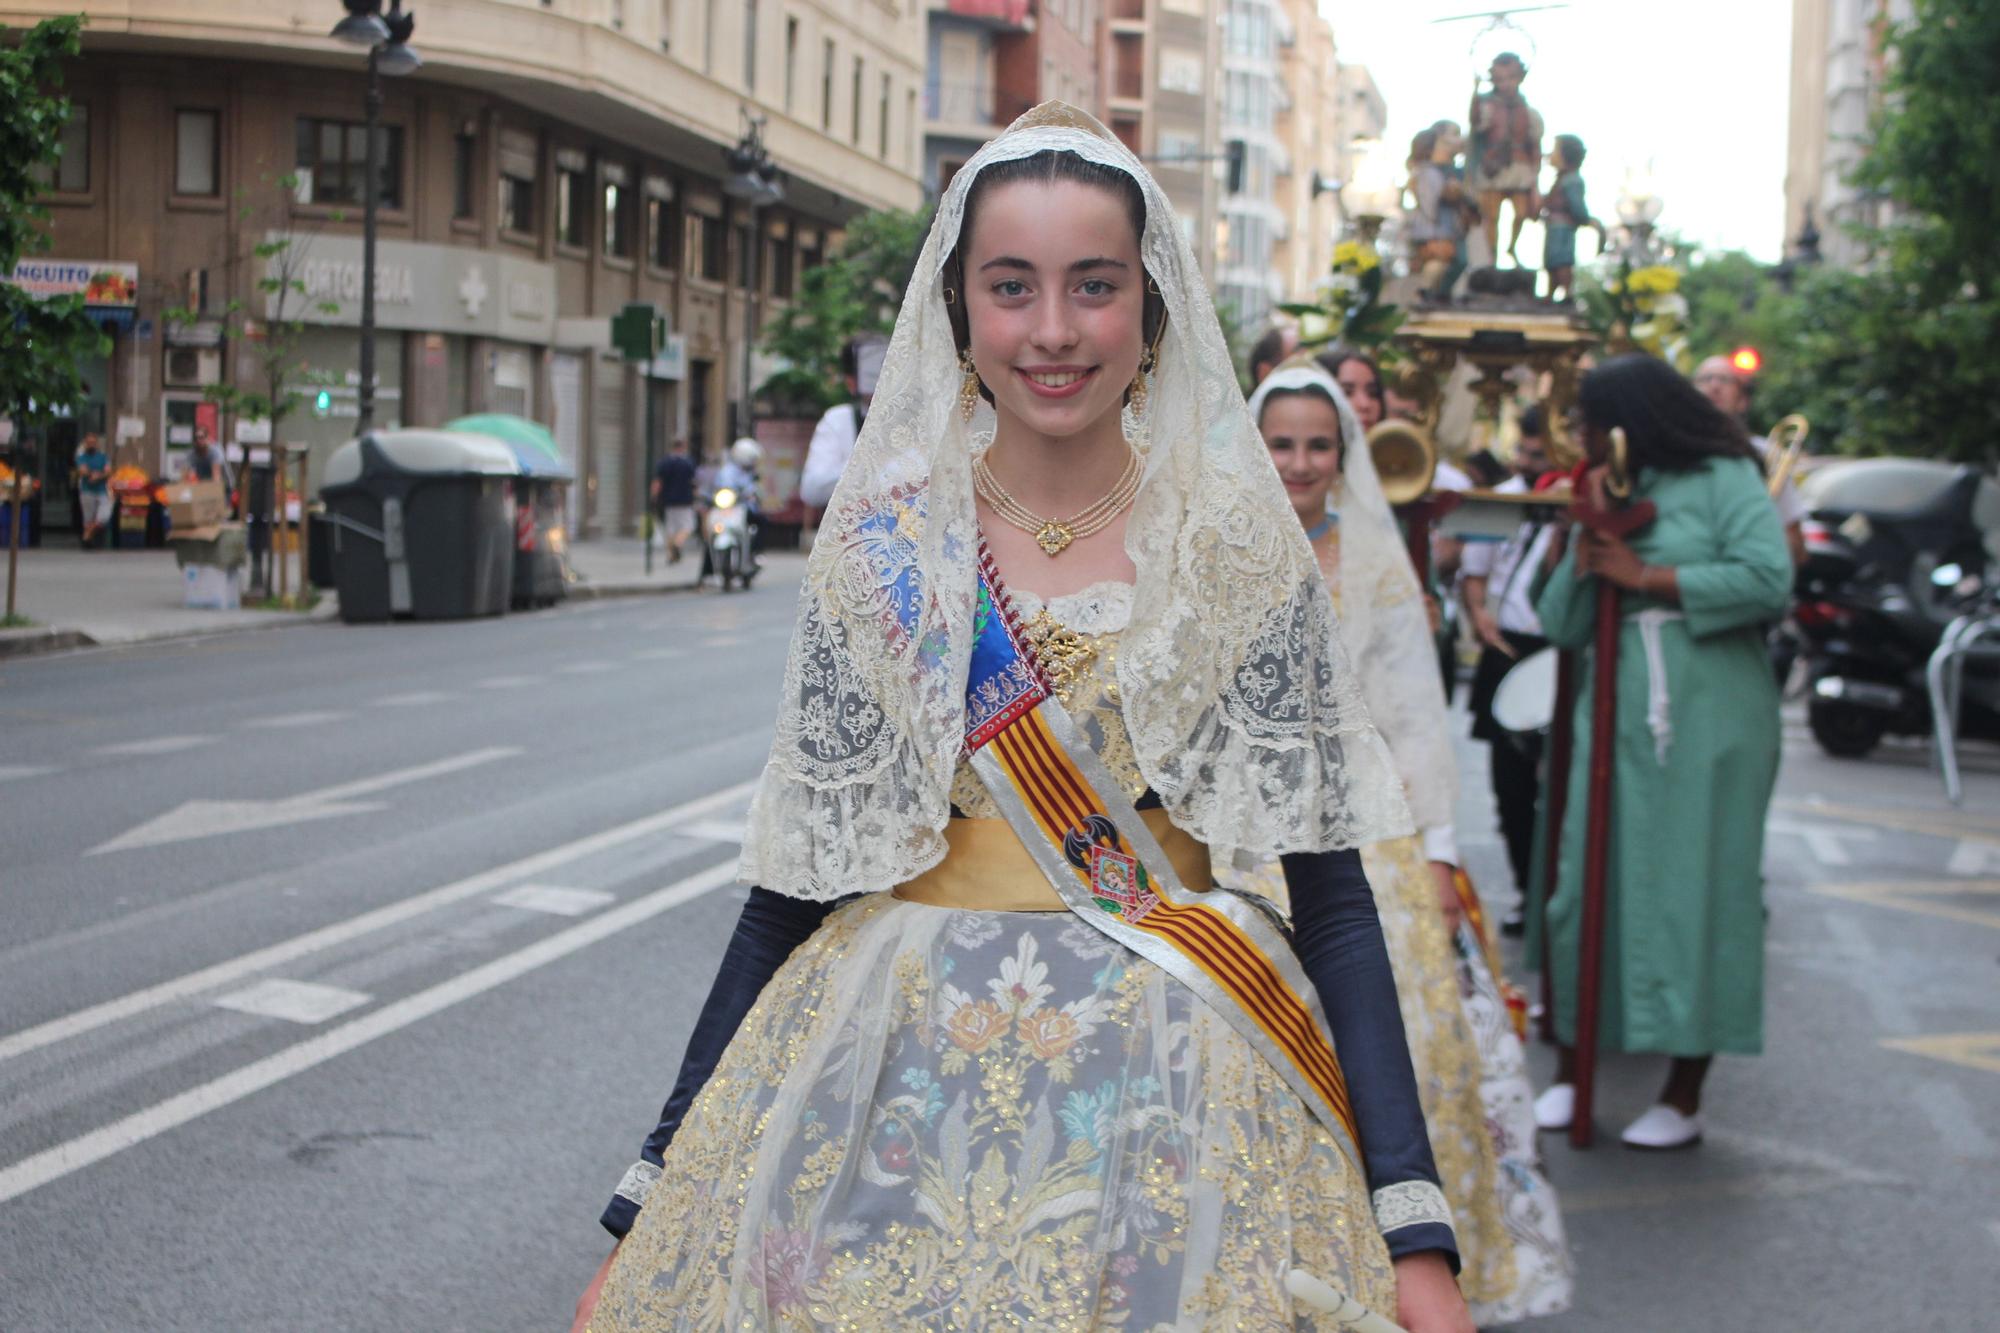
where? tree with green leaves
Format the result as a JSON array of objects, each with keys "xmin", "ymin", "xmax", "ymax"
[
  {"xmin": 1670, "ymin": 0, "xmax": 2000, "ymax": 465},
  {"xmin": 758, "ymin": 206, "xmax": 929, "ymax": 414},
  {"xmin": 2, "ymin": 16, "xmax": 111, "ymax": 620}
]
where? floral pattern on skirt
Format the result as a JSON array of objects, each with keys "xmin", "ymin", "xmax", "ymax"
[{"xmin": 592, "ymin": 892, "xmax": 1396, "ymax": 1331}]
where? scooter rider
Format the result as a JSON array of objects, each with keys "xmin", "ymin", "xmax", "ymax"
[{"xmin": 699, "ymin": 438, "xmax": 764, "ymax": 583}]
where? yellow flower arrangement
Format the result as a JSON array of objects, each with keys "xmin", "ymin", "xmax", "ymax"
[
  {"xmin": 1332, "ymin": 240, "xmax": 1381, "ymax": 274},
  {"xmin": 1625, "ymin": 265, "xmax": 1681, "ymax": 296}
]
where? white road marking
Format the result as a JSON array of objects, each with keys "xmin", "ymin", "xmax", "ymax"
[
  {"xmin": 210, "ymin": 979, "xmax": 372, "ymax": 1026},
  {"xmin": 0, "ymin": 860, "xmax": 737, "ymax": 1204},
  {"xmin": 474, "ymin": 675, "xmax": 542, "ymax": 689},
  {"xmin": 92, "ymin": 735, "xmax": 215, "ymax": 757},
  {"xmin": 375, "ymin": 691, "xmax": 453, "ymax": 708},
  {"xmin": 0, "ymin": 765, "xmax": 54, "ymax": 782},
  {"xmin": 0, "ymin": 779, "xmax": 757, "ymax": 1065},
  {"xmin": 1766, "ymin": 816, "xmax": 1876, "ymax": 867},
  {"xmin": 555, "ymin": 660, "xmax": 616, "ymax": 675},
  {"xmin": 241, "ymin": 711, "xmax": 348, "ymax": 729},
  {"xmin": 681, "ymin": 818, "xmax": 747, "ymax": 845},
  {"xmin": 706, "ymin": 635, "xmax": 745, "ymax": 648},
  {"xmin": 1947, "ymin": 839, "xmax": 2000, "ymax": 877},
  {"xmin": 491, "ymin": 884, "xmax": 616, "ymax": 917},
  {"xmin": 630, "ymin": 647, "xmax": 685, "ymax": 661},
  {"xmin": 1912, "ymin": 1079, "xmax": 1998, "ymax": 1159},
  {"xmin": 89, "ymin": 747, "xmax": 522, "ymax": 856}
]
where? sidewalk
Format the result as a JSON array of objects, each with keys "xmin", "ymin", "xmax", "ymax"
[
  {"xmin": 0, "ymin": 546, "xmax": 332, "ymax": 658},
  {"xmin": 0, "ymin": 536, "xmax": 807, "ymax": 658},
  {"xmin": 565, "ymin": 534, "xmax": 808, "ymax": 598}
]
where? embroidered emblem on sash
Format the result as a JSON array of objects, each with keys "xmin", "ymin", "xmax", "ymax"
[{"xmin": 1061, "ymin": 813, "xmax": 1161, "ymax": 922}]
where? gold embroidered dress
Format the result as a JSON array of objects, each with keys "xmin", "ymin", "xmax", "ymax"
[
  {"xmin": 592, "ymin": 586, "xmax": 1396, "ymax": 1330},
  {"xmin": 1236, "ymin": 363, "xmax": 1572, "ymax": 1325}
]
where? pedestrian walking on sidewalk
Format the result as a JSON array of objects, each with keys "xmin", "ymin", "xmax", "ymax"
[
  {"xmin": 74, "ymin": 433, "xmax": 111, "ymax": 549},
  {"xmin": 648, "ymin": 437, "xmax": 695, "ymax": 564},
  {"xmin": 1529, "ymin": 355, "xmax": 1792, "ymax": 1151}
]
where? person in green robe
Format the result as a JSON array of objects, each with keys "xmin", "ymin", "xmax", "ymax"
[{"xmin": 1528, "ymin": 355, "xmax": 1792, "ymax": 1150}]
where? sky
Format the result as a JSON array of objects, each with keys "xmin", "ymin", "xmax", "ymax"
[{"xmin": 1322, "ymin": 0, "xmax": 1796, "ymax": 262}]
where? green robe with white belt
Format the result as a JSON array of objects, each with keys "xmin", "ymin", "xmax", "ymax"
[{"xmin": 1532, "ymin": 455, "xmax": 1792, "ymax": 1056}]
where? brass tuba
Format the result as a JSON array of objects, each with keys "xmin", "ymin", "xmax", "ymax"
[
  {"xmin": 1764, "ymin": 413, "xmax": 1810, "ymax": 497},
  {"xmin": 1368, "ymin": 418, "xmax": 1438, "ymax": 505}
]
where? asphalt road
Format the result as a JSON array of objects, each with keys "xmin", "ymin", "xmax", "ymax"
[{"xmin": 2, "ymin": 565, "xmax": 1996, "ymax": 1331}]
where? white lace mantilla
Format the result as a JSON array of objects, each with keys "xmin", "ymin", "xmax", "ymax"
[
  {"xmin": 1372, "ymin": 1180, "xmax": 1455, "ymax": 1237},
  {"xmin": 738, "ymin": 102, "xmax": 1411, "ymax": 902}
]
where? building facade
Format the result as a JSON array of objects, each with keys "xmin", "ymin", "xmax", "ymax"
[
  {"xmin": 1214, "ymin": 0, "xmax": 1286, "ymax": 330},
  {"xmin": 1270, "ymin": 0, "xmax": 1339, "ymax": 305},
  {"xmin": 5, "ymin": 0, "xmax": 926, "ymax": 537},
  {"xmin": 921, "ymin": 0, "xmax": 1102, "ymax": 198},
  {"xmin": 1784, "ymin": 0, "xmax": 1915, "ymax": 268},
  {"xmin": 1098, "ymin": 0, "xmax": 1224, "ymax": 283}
]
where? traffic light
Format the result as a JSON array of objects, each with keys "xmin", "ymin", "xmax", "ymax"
[
  {"xmin": 1225, "ymin": 139, "xmax": 1246, "ymax": 195},
  {"xmin": 313, "ymin": 388, "xmax": 333, "ymax": 417},
  {"xmin": 1729, "ymin": 346, "xmax": 1761, "ymax": 375}
]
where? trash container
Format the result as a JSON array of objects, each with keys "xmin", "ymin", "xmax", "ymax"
[
  {"xmin": 320, "ymin": 429, "xmax": 518, "ymax": 623},
  {"xmin": 444, "ymin": 414, "xmax": 573, "ymax": 610},
  {"xmin": 306, "ymin": 506, "xmax": 336, "ymax": 589}
]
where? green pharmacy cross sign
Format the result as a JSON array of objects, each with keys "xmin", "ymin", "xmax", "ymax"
[{"xmin": 611, "ymin": 303, "xmax": 666, "ymax": 362}]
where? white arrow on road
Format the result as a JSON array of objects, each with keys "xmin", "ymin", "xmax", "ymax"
[
  {"xmin": 88, "ymin": 747, "xmax": 522, "ymax": 856},
  {"xmin": 1766, "ymin": 816, "xmax": 1877, "ymax": 867}
]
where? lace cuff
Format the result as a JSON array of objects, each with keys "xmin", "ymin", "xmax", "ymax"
[
  {"xmin": 613, "ymin": 1160, "xmax": 662, "ymax": 1211},
  {"xmin": 1373, "ymin": 1180, "xmax": 1453, "ymax": 1236}
]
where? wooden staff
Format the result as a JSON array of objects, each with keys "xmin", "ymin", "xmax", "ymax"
[
  {"xmin": 1566, "ymin": 432, "xmax": 1655, "ymax": 1149},
  {"xmin": 1536, "ymin": 647, "xmax": 1577, "ymax": 1045}
]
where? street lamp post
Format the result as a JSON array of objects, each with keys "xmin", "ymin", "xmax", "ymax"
[
  {"xmin": 330, "ymin": 1, "xmax": 420, "ymax": 436},
  {"xmin": 721, "ymin": 110, "xmax": 784, "ymax": 442}
]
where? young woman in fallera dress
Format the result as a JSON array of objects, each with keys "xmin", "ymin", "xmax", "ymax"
[
  {"xmin": 575, "ymin": 104, "xmax": 1474, "ymax": 1332},
  {"xmin": 1247, "ymin": 362, "xmax": 1573, "ymax": 1325}
]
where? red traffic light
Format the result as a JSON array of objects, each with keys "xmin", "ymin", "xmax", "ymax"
[{"xmin": 1729, "ymin": 346, "xmax": 1762, "ymax": 374}]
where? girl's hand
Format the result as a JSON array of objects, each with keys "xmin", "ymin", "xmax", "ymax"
[
  {"xmin": 1430, "ymin": 861, "xmax": 1464, "ymax": 936},
  {"xmin": 572, "ymin": 1243, "xmax": 620, "ymax": 1333},
  {"xmin": 1394, "ymin": 1251, "xmax": 1476, "ymax": 1333}
]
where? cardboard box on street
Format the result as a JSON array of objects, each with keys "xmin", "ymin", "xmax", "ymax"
[
  {"xmin": 182, "ymin": 564, "xmax": 242, "ymax": 610},
  {"xmin": 165, "ymin": 478, "xmax": 228, "ymax": 532}
]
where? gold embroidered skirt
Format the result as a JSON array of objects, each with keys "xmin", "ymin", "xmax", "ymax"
[{"xmin": 591, "ymin": 889, "xmax": 1395, "ymax": 1331}]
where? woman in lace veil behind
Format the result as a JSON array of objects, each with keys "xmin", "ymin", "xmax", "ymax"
[{"xmin": 577, "ymin": 103, "xmax": 1472, "ymax": 1332}]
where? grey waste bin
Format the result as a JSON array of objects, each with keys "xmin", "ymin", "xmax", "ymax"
[{"xmin": 320, "ymin": 430, "xmax": 518, "ymax": 623}]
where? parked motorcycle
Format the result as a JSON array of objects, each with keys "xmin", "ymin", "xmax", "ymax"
[
  {"xmin": 1789, "ymin": 458, "xmax": 2000, "ymax": 758},
  {"xmin": 704, "ymin": 486, "xmax": 759, "ymax": 593}
]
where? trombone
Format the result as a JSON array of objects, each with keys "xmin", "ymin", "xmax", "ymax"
[{"xmin": 1765, "ymin": 413, "xmax": 1810, "ymax": 497}]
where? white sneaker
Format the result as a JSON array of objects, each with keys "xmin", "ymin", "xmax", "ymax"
[
  {"xmin": 1620, "ymin": 1103, "xmax": 1703, "ymax": 1150},
  {"xmin": 1532, "ymin": 1083, "xmax": 1575, "ymax": 1131}
]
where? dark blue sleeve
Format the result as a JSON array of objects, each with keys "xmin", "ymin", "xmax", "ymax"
[
  {"xmin": 600, "ymin": 887, "xmax": 840, "ymax": 1238},
  {"xmin": 1283, "ymin": 847, "xmax": 1461, "ymax": 1271}
]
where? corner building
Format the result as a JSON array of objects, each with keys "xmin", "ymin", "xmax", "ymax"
[{"xmin": 8, "ymin": 0, "xmax": 925, "ymax": 537}]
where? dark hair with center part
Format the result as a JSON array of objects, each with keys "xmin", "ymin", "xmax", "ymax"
[
  {"xmin": 1255, "ymin": 382, "xmax": 1342, "ymax": 426},
  {"xmin": 943, "ymin": 150, "xmax": 1168, "ymax": 401},
  {"xmin": 1578, "ymin": 354, "xmax": 1758, "ymax": 473},
  {"xmin": 1315, "ymin": 348, "xmax": 1384, "ymax": 408}
]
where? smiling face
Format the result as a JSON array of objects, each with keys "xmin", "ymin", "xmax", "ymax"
[
  {"xmin": 1260, "ymin": 390, "xmax": 1343, "ymax": 527},
  {"xmin": 961, "ymin": 177, "xmax": 1148, "ymax": 446}
]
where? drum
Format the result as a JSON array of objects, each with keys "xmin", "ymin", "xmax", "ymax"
[{"xmin": 1491, "ymin": 645, "xmax": 1562, "ymax": 734}]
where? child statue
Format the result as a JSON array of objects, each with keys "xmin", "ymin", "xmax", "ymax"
[
  {"xmin": 1467, "ymin": 51, "xmax": 1544, "ymax": 264},
  {"xmin": 1540, "ymin": 134, "xmax": 1603, "ymax": 303},
  {"xmin": 1406, "ymin": 120, "xmax": 1474, "ymax": 303}
]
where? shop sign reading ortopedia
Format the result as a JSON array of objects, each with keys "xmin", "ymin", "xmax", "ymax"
[{"xmin": 263, "ymin": 233, "xmax": 557, "ymax": 344}]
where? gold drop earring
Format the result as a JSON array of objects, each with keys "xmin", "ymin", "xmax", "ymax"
[
  {"xmin": 1128, "ymin": 347, "xmax": 1155, "ymax": 416},
  {"xmin": 957, "ymin": 349, "xmax": 982, "ymax": 422}
]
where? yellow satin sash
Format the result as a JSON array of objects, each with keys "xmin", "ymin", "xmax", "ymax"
[{"xmin": 895, "ymin": 808, "xmax": 1213, "ymax": 912}]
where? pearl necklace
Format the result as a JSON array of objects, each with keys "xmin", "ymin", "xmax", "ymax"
[{"xmin": 973, "ymin": 447, "xmax": 1143, "ymax": 556}]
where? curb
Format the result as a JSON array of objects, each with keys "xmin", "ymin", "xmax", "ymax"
[
  {"xmin": 564, "ymin": 578, "xmax": 706, "ymax": 600},
  {"xmin": 0, "ymin": 606, "xmax": 335, "ymax": 661},
  {"xmin": 0, "ymin": 627, "xmax": 96, "ymax": 660}
]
